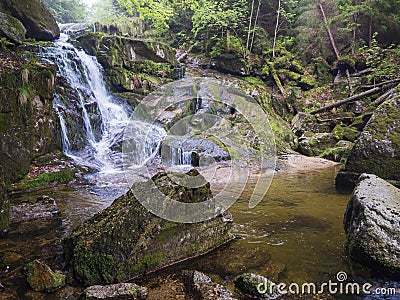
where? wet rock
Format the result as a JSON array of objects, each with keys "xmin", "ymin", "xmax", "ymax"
[
  {"xmin": 1, "ymin": 0, "xmax": 60, "ymax": 41},
  {"xmin": 0, "ymin": 12, "xmax": 26, "ymax": 44},
  {"xmin": 182, "ymin": 270, "xmax": 237, "ymax": 300},
  {"xmin": 9, "ymin": 196, "xmax": 60, "ymax": 224},
  {"xmin": 82, "ymin": 283, "xmax": 148, "ymax": 300},
  {"xmin": 63, "ymin": 170, "xmax": 233, "ymax": 285},
  {"xmin": 336, "ymin": 95, "xmax": 400, "ymax": 189},
  {"xmin": 74, "ymin": 33, "xmax": 177, "ymax": 93},
  {"xmin": 291, "ymin": 113, "xmax": 331, "ymax": 137},
  {"xmin": 233, "ymin": 273, "xmax": 281, "ymax": 299},
  {"xmin": 25, "ymin": 259, "xmax": 65, "ymax": 292},
  {"xmin": 297, "ymin": 133, "xmax": 337, "ymax": 157},
  {"xmin": 162, "ymin": 138, "xmax": 230, "ymax": 167},
  {"xmin": 344, "ymin": 174, "xmax": 400, "ymax": 275}
]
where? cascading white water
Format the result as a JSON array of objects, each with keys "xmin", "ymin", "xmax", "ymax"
[
  {"xmin": 40, "ymin": 26, "xmax": 170, "ymax": 174},
  {"xmin": 40, "ymin": 24, "xmax": 198, "ymax": 179}
]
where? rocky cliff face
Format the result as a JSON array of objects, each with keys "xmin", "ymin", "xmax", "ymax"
[
  {"xmin": 74, "ymin": 33, "xmax": 179, "ymax": 105},
  {"xmin": 0, "ymin": 0, "xmax": 60, "ymax": 42},
  {"xmin": 0, "ymin": 50, "xmax": 59, "ymax": 228}
]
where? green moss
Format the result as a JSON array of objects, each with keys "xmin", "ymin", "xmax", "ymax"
[{"xmin": 13, "ymin": 167, "xmax": 77, "ymax": 190}]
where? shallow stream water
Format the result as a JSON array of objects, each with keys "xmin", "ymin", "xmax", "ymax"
[{"xmin": 2, "ymin": 164, "xmax": 399, "ymax": 299}]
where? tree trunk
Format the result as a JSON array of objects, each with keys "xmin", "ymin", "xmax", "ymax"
[
  {"xmin": 227, "ymin": 29, "xmax": 231, "ymax": 51},
  {"xmin": 310, "ymin": 82, "xmax": 399, "ymax": 115},
  {"xmin": 250, "ymin": 0, "xmax": 261, "ymax": 53},
  {"xmin": 272, "ymin": 0, "xmax": 281, "ymax": 58},
  {"xmin": 245, "ymin": 0, "xmax": 255, "ymax": 57},
  {"xmin": 317, "ymin": 0, "xmax": 340, "ymax": 60}
]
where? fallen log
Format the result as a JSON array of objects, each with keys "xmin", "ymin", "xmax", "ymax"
[{"xmin": 310, "ymin": 81, "xmax": 399, "ymax": 115}]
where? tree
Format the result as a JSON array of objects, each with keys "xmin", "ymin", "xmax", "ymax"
[{"xmin": 42, "ymin": 0, "xmax": 87, "ymax": 23}]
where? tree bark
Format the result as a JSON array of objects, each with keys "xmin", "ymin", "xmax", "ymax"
[
  {"xmin": 317, "ymin": 0, "xmax": 340, "ymax": 60},
  {"xmin": 250, "ymin": 0, "xmax": 261, "ymax": 53},
  {"xmin": 310, "ymin": 85, "xmax": 394, "ymax": 115},
  {"xmin": 245, "ymin": 0, "xmax": 255, "ymax": 57},
  {"xmin": 272, "ymin": 0, "xmax": 281, "ymax": 58}
]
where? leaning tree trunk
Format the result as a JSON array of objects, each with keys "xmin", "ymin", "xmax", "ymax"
[{"xmin": 272, "ymin": 0, "xmax": 281, "ymax": 58}]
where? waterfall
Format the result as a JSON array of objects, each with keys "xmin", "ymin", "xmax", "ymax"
[{"xmin": 39, "ymin": 25, "xmax": 196, "ymax": 177}]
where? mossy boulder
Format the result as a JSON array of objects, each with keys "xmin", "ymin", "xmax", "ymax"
[
  {"xmin": 25, "ymin": 259, "xmax": 65, "ymax": 292},
  {"xmin": 336, "ymin": 94, "xmax": 400, "ymax": 189},
  {"xmin": 320, "ymin": 140, "xmax": 354, "ymax": 163},
  {"xmin": 1, "ymin": 0, "xmax": 60, "ymax": 41},
  {"xmin": 63, "ymin": 170, "xmax": 233, "ymax": 285},
  {"xmin": 332, "ymin": 124, "xmax": 360, "ymax": 142},
  {"xmin": 297, "ymin": 132, "xmax": 337, "ymax": 157},
  {"xmin": 344, "ymin": 174, "xmax": 400, "ymax": 275},
  {"xmin": 234, "ymin": 273, "xmax": 280, "ymax": 299},
  {"xmin": 0, "ymin": 11, "xmax": 26, "ymax": 44},
  {"xmin": 211, "ymin": 53, "xmax": 246, "ymax": 76}
]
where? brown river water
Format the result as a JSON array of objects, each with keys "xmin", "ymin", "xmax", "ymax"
[{"xmin": 1, "ymin": 162, "xmax": 399, "ymax": 299}]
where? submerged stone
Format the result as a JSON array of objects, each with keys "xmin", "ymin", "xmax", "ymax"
[
  {"xmin": 182, "ymin": 270, "xmax": 237, "ymax": 300},
  {"xmin": 234, "ymin": 273, "xmax": 281, "ymax": 299},
  {"xmin": 82, "ymin": 283, "xmax": 148, "ymax": 300},
  {"xmin": 344, "ymin": 174, "xmax": 400, "ymax": 275},
  {"xmin": 25, "ymin": 259, "xmax": 65, "ymax": 292},
  {"xmin": 63, "ymin": 170, "xmax": 233, "ymax": 285}
]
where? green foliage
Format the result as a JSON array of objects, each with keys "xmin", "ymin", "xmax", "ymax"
[
  {"xmin": 358, "ymin": 33, "xmax": 400, "ymax": 82},
  {"xmin": 42, "ymin": 0, "xmax": 87, "ymax": 23}
]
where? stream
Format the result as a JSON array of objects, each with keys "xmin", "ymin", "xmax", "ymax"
[{"xmin": 1, "ymin": 26, "xmax": 399, "ymax": 299}]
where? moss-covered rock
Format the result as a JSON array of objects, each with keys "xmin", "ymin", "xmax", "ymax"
[
  {"xmin": 320, "ymin": 140, "xmax": 354, "ymax": 163},
  {"xmin": 336, "ymin": 94, "xmax": 400, "ymax": 189},
  {"xmin": 1, "ymin": 0, "xmax": 60, "ymax": 41},
  {"xmin": 0, "ymin": 53, "xmax": 58, "ymax": 228},
  {"xmin": 0, "ymin": 11, "xmax": 26, "ymax": 44},
  {"xmin": 344, "ymin": 174, "xmax": 400, "ymax": 275},
  {"xmin": 297, "ymin": 133, "xmax": 337, "ymax": 157},
  {"xmin": 332, "ymin": 124, "xmax": 360, "ymax": 142},
  {"xmin": 25, "ymin": 259, "xmax": 65, "ymax": 292},
  {"xmin": 63, "ymin": 170, "xmax": 233, "ymax": 285},
  {"xmin": 233, "ymin": 273, "xmax": 280, "ymax": 299},
  {"xmin": 74, "ymin": 33, "xmax": 178, "ymax": 95},
  {"xmin": 211, "ymin": 52, "xmax": 246, "ymax": 76}
]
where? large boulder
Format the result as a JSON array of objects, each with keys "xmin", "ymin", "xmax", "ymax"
[
  {"xmin": 0, "ymin": 11, "xmax": 26, "ymax": 44},
  {"xmin": 344, "ymin": 174, "xmax": 400, "ymax": 274},
  {"xmin": 1, "ymin": 0, "xmax": 60, "ymax": 41},
  {"xmin": 336, "ymin": 94, "xmax": 400, "ymax": 189},
  {"xmin": 63, "ymin": 170, "xmax": 233, "ymax": 285}
]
